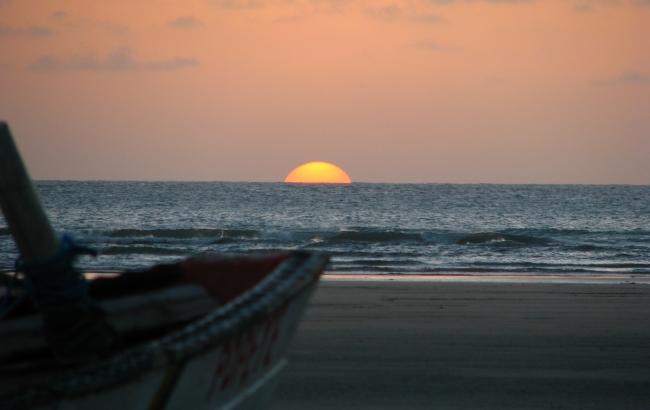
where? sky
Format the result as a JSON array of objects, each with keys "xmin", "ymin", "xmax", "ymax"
[{"xmin": 0, "ymin": 0, "xmax": 649, "ymax": 184}]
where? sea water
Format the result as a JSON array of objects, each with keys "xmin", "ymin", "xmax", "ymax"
[{"xmin": 1, "ymin": 182, "xmax": 649, "ymax": 274}]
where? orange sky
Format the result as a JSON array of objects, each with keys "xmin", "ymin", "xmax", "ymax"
[{"xmin": 1, "ymin": 0, "xmax": 649, "ymax": 183}]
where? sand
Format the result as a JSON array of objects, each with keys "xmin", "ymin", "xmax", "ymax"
[{"xmin": 271, "ymin": 276, "xmax": 650, "ymax": 410}]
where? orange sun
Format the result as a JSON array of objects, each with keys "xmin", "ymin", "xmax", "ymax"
[{"xmin": 284, "ymin": 161, "xmax": 352, "ymax": 184}]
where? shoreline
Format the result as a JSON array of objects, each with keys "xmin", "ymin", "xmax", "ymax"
[
  {"xmin": 7, "ymin": 270, "xmax": 650, "ymax": 286},
  {"xmin": 322, "ymin": 272, "xmax": 650, "ymax": 285},
  {"xmin": 61, "ymin": 271, "xmax": 650, "ymax": 286}
]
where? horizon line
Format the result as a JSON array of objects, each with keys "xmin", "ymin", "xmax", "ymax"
[{"xmin": 32, "ymin": 179, "xmax": 650, "ymax": 187}]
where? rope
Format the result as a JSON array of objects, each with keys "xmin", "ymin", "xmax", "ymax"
[
  {"xmin": 11, "ymin": 234, "xmax": 117, "ymax": 362},
  {"xmin": 14, "ymin": 234, "xmax": 96, "ymax": 310},
  {"xmin": 0, "ymin": 234, "xmax": 96, "ymax": 320}
]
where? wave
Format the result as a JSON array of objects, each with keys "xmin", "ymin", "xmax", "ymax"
[
  {"xmin": 341, "ymin": 259, "xmax": 417, "ymax": 266},
  {"xmin": 328, "ymin": 263, "xmax": 650, "ymax": 274},
  {"xmin": 108, "ymin": 228, "xmax": 258, "ymax": 240},
  {"xmin": 99, "ymin": 227, "xmax": 650, "ymax": 249},
  {"xmin": 5, "ymin": 225, "xmax": 644, "ymax": 274},
  {"xmin": 322, "ymin": 228, "xmax": 647, "ymax": 247},
  {"xmin": 458, "ymin": 260, "xmax": 650, "ymax": 269},
  {"xmin": 329, "ymin": 230, "xmax": 424, "ymax": 243},
  {"xmin": 455, "ymin": 232, "xmax": 550, "ymax": 246},
  {"xmin": 105, "ymin": 227, "xmax": 428, "ymax": 244},
  {"xmin": 101, "ymin": 246, "xmax": 186, "ymax": 256},
  {"xmin": 572, "ymin": 244, "xmax": 602, "ymax": 252}
]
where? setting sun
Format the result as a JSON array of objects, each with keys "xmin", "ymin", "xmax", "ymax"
[{"xmin": 284, "ymin": 161, "xmax": 352, "ymax": 184}]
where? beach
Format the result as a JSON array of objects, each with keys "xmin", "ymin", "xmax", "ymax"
[{"xmin": 272, "ymin": 276, "xmax": 650, "ymax": 409}]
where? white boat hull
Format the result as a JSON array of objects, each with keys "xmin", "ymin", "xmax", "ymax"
[{"xmin": 3, "ymin": 252, "xmax": 325, "ymax": 410}]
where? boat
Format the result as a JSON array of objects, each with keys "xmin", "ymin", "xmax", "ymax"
[
  {"xmin": 0, "ymin": 122, "xmax": 327, "ymax": 409},
  {"xmin": 0, "ymin": 251, "xmax": 326, "ymax": 410}
]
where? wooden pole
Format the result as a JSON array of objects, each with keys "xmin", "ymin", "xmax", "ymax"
[
  {"xmin": 0, "ymin": 121, "xmax": 117, "ymax": 362},
  {"xmin": 0, "ymin": 122, "xmax": 60, "ymax": 264}
]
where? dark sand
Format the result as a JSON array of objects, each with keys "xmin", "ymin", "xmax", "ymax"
[{"xmin": 272, "ymin": 277, "xmax": 650, "ymax": 409}]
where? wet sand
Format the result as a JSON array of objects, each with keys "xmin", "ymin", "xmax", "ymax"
[{"xmin": 272, "ymin": 276, "xmax": 650, "ymax": 409}]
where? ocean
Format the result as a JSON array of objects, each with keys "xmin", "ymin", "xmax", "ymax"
[{"xmin": 1, "ymin": 182, "xmax": 649, "ymax": 274}]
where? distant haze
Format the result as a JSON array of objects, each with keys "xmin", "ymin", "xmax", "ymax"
[{"xmin": 1, "ymin": 0, "xmax": 649, "ymax": 184}]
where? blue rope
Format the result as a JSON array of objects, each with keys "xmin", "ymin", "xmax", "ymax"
[{"xmin": 1, "ymin": 234, "xmax": 97, "ymax": 319}]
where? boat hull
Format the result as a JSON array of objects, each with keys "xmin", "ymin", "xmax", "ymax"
[{"xmin": 3, "ymin": 251, "xmax": 326, "ymax": 410}]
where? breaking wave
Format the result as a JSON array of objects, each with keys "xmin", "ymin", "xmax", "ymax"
[
  {"xmin": 455, "ymin": 232, "xmax": 551, "ymax": 246},
  {"xmin": 328, "ymin": 230, "xmax": 424, "ymax": 243},
  {"xmin": 101, "ymin": 246, "xmax": 186, "ymax": 256},
  {"xmin": 99, "ymin": 227, "xmax": 650, "ymax": 250},
  {"xmin": 108, "ymin": 228, "xmax": 258, "ymax": 240}
]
